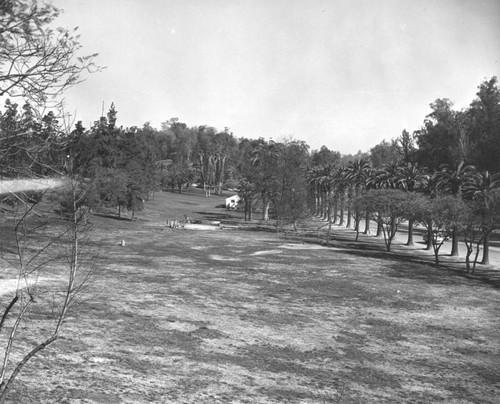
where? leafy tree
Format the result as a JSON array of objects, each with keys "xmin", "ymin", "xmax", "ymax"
[
  {"xmin": 463, "ymin": 171, "xmax": 500, "ymax": 264},
  {"xmin": 251, "ymin": 140, "xmax": 282, "ymax": 221},
  {"xmin": 394, "ymin": 129, "xmax": 417, "ymax": 163},
  {"xmin": 237, "ymin": 180, "xmax": 257, "ymax": 221},
  {"xmin": 467, "ymin": 77, "xmax": 500, "ymax": 172},
  {"xmin": 460, "ymin": 200, "xmax": 486, "ymax": 272},
  {"xmin": 271, "ymin": 140, "xmax": 310, "ymax": 231},
  {"xmin": 415, "ymin": 99, "xmax": 461, "ymax": 171},
  {"xmin": 370, "ymin": 139, "xmax": 399, "ymax": 168},
  {"xmin": 360, "ymin": 189, "xmax": 408, "ymax": 251},
  {"xmin": 412, "ymin": 194, "xmax": 468, "ymax": 265},
  {"xmin": 311, "ymin": 146, "xmax": 341, "ymax": 167}
]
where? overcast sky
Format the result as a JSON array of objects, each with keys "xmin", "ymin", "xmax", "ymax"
[{"xmin": 52, "ymin": 0, "xmax": 499, "ymax": 154}]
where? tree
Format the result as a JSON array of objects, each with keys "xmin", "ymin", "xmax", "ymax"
[
  {"xmin": 251, "ymin": 140, "xmax": 281, "ymax": 221},
  {"xmin": 467, "ymin": 77, "xmax": 500, "ymax": 172},
  {"xmin": 270, "ymin": 140, "xmax": 310, "ymax": 232},
  {"xmin": 463, "ymin": 171, "xmax": 500, "ymax": 265},
  {"xmin": 0, "ymin": 0, "xmax": 100, "ymax": 105},
  {"xmin": 460, "ymin": 200, "xmax": 486, "ymax": 272},
  {"xmin": 367, "ymin": 162, "xmax": 402, "ymax": 237},
  {"xmin": 237, "ymin": 180, "xmax": 257, "ymax": 221},
  {"xmin": 344, "ymin": 159, "xmax": 371, "ymax": 233},
  {"xmin": 415, "ymin": 98, "xmax": 461, "ymax": 171},
  {"xmin": 435, "ymin": 161, "xmax": 475, "ymax": 256},
  {"xmin": 0, "ymin": 4, "xmax": 100, "ymax": 400},
  {"xmin": 0, "ymin": 180, "xmax": 95, "ymax": 403},
  {"xmin": 369, "ymin": 140, "xmax": 399, "ymax": 168},
  {"xmin": 360, "ymin": 189, "xmax": 408, "ymax": 252},
  {"xmin": 413, "ymin": 194, "xmax": 467, "ymax": 265},
  {"xmin": 397, "ymin": 162, "xmax": 428, "ymax": 246},
  {"xmin": 394, "ymin": 129, "xmax": 417, "ymax": 163}
]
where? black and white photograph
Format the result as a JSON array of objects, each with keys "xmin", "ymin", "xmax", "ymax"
[{"xmin": 1, "ymin": 0, "xmax": 499, "ymax": 402}]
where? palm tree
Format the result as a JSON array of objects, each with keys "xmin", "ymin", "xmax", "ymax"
[
  {"xmin": 305, "ymin": 165, "xmax": 322, "ymax": 216},
  {"xmin": 374, "ymin": 161, "xmax": 401, "ymax": 189},
  {"xmin": 436, "ymin": 161, "xmax": 476, "ymax": 256},
  {"xmin": 397, "ymin": 162, "xmax": 428, "ymax": 245},
  {"xmin": 334, "ymin": 167, "xmax": 348, "ymax": 227},
  {"xmin": 344, "ymin": 159, "xmax": 371, "ymax": 232},
  {"xmin": 251, "ymin": 140, "xmax": 281, "ymax": 221},
  {"xmin": 317, "ymin": 164, "xmax": 337, "ymax": 223}
]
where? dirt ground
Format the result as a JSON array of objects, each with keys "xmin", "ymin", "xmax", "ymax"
[{"xmin": 2, "ymin": 189, "xmax": 500, "ymax": 403}]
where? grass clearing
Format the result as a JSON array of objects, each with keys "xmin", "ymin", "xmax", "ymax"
[{"xmin": 2, "ymin": 189, "xmax": 500, "ymax": 403}]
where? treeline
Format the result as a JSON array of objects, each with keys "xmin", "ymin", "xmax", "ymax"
[
  {"xmin": 1, "ymin": 77, "xmax": 499, "ymax": 269},
  {"xmin": 306, "ymin": 77, "xmax": 500, "ymax": 271}
]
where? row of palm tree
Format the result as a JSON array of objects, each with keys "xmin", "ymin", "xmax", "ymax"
[{"xmin": 306, "ymin": 159, "xmax": 500, "ymax": 266}]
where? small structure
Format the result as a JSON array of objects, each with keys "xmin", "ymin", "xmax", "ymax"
[{"xmin": 225, "ymin": 195, "xmax": 241, "ymax": 210}]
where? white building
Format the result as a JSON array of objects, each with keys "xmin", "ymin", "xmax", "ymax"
[{"xmin": 225, "ymin": 195, "xmax": 241, "ymax": 210}]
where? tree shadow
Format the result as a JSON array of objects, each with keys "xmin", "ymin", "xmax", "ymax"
[
  {"xmin": 291, "ymin": 232, "xmax": 500, "ymax": 289},
  {"xmin": 194, "ymin": 211, "xmax": 242, "ymax": 221}
]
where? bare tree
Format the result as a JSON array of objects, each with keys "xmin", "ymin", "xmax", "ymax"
[
  {"xmin": 0, "ymin": 1, "xmax": 101, "ymax": 400},
  {"xmin": 0, "ymin": 0, "xmax": 101, "ymax": 105},
  {"xmin": 0, "ymin": 180, "xmax": 96, "ymax": 403}
]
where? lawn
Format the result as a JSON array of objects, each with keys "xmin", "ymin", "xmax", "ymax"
[{"xmin": 3, "ymin": 189, "xmax": 500, "ymax": 403}]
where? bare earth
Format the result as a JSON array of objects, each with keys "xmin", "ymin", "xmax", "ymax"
[{"xmin": 2, "ymin": 190, "xmax": 499, "ymax": 403}]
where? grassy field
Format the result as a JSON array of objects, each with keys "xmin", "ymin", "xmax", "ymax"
[{"xmin": 2, "ymin": 189, "xmax": 500, "ymax": 403}]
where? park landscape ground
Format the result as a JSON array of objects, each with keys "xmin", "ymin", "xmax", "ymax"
[{"xmin": 1, "ymin": 188, "xmax": 500, "ymax": 403}]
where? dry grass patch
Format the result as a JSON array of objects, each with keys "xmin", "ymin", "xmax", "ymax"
[{"xmin": 2, "ymin": 190, "xmax": 499, "ymax": 403}]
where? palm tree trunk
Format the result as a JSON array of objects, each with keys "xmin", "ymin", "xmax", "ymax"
[
  {"xmin": 450, "ymin": 229, "xmax": 459, "ymax": 256},
  {"xmin": 376, "ymin": 213, "xmax": 382, "ymax": 237},
  {"xmin": 333, "ymin": 198, "xmax": 338, "ymax": 224},
  {"xmin": 262, "ymin": 195, "xmax": 269, "ymax": 221},
  {"xmin": 364, "ymin": 211, "xmax": 370, "ymax": 234},
  {"xmin": 482, "ymin": 233, "xmax": 490, "ymax": 265},
  {"xmin": 339, "ymin": 194, "xmax": 345, "ymax": 226},
  {"xmin": 406, "ymin": 218, "xmax": 415, "ymax": 246}
]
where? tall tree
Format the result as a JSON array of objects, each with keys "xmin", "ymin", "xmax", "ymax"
[
  {"xmin": 397, "ymin": 162, "xmax": 428, "ymax": 245},
  {"xmin": 370, "ymin": 140, "xmax": 399, "ymax": 168},
  {"xmin": 344, "ymin": 159, "xmax": 371, "ymax": 233},
  {"xmin": 415, "ymin": 98, "xmax": 461, "ymax": 171},
  {"xmin": 251, "ymin": 140, "xmax": 281, "ymax": 221},
  {"xmin": 467, "ymin": 77, "xmax": 500, "ymax": 172}
]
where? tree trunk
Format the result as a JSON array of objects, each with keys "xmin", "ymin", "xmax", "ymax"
[
  {"xmin": 425, "ymin": 228, "xmax": 432, "ymax": 250},
  {"xmin": 262, "ymin": 198, "xmax": 270, "ymax": 221},
  {"xmin": 406, "ymin": 219, "xmax": 415, "ymax": 246},
  {"xmin": 363, "ymin": 211, "xmax": 370, "ymax": 234},
  {"xmin": 346, "ymin": 205, "xmax": 352, "ymax": 228},
  {"xmin": 376, "ymin": 213, "xmax": 382, "ymax": 237},
  {"xmin": 481, "ymin": 233, "xmax": 490, "ymax": 265},
  {"xmin": 450, "ymin": 229, "xmax": 459, "ymax": 256},
  {"xmin": 338, "ymin": 196, "xmax": 345, "ymax": 226}
]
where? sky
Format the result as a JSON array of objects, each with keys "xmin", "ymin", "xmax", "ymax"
[{"xmin": 52, "ymin": 0, "xmax": 500, "ymax": 155}]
